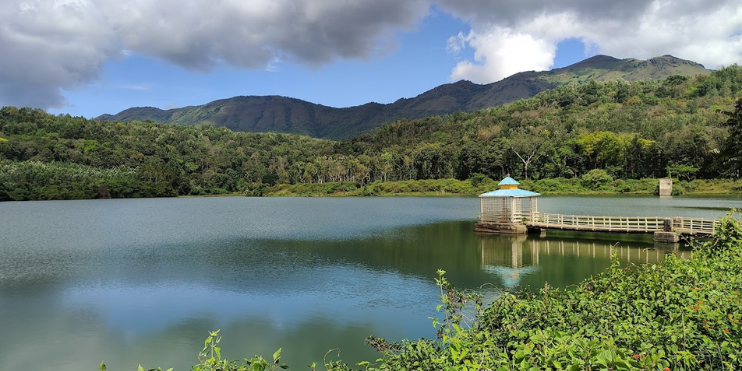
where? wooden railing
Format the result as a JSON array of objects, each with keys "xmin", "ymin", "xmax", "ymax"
[
  {"xmin": 678, "ymin": 218, "xmax": 719, "ymax": 234},
  {"xmin": 526, "ymin": 213, "xmax": 718, "ymax": 235}
]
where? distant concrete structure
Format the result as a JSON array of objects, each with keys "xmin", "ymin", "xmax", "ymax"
[{"xmin": 659, "ymin": 178, "xmax": 673, "ymax": 196}]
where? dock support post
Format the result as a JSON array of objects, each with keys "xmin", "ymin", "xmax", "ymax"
[
  {"xmin": 654, "ymin": 231, "xmax": 679, "ymax": 243},
  {"xmin": 663, "ymin": 218, "xmax": 673, "ymax": 232},
  {"xmin": 655, "ymin": 217, "xmax": 680, "ymax": 243}
]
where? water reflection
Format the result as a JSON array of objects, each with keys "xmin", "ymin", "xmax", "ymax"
[
  {"xmin": 478, "ymin": 234, "xmax": 691, "ymax": 289},
  {"xmin": 481, "ymin": 235, "xmax": 539, "ymax": 288},
  {"xmin": 0, "ymin": 197, "xmax": 714, "ymax": 371}
]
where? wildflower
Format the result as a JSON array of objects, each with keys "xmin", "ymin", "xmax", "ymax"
[
  {"xmin": 664, "ymin": 367, "xmax": 671, "ymax": 371},
  {"xmin": 724, "ymin": 329, "xmax": 729, "ymax": 333},
  {"xmin": 633, "ymin": 354, "xmax": 640, "ymax": 359},
  {"xmin": 694, "ymin": 306, "xmax": 700, "ymax": 311}
]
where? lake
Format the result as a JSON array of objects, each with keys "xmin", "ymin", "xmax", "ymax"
[{"xmin": 1, "ymin": 195, "xmax": 740, "ymax": 370}]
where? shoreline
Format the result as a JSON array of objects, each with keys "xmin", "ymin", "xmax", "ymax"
[
  {"xmin": 4, "ymin": 177, "xmax": 742, "ymax": 201},
  {"xmin": 260, "ymin": 177, "xmax": 742, "ymax": 197}
]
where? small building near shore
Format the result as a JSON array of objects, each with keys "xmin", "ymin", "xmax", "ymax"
[{"xmin": 475, "ymin": 177, "xmax": 540, "ymax": 234}]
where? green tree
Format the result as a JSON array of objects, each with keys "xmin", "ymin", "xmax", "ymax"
[
  {"xmin": 507, "ymin": 129, "xmax": 546, "ymax": 180},
  {"xmin": 581, "ymin": 169, "xmax": 613, "ymax": 189},
  {"xmin": 715, "ymin": 98, "xmax": 742, "ymax": 175}
]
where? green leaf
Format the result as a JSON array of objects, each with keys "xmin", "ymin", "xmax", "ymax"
[
  {"xmin": 137, "ymin": 365, "xmax": 146, "ymax": 371},
  {"xmin": 99, "ymin": 362, "xmax": 107, "ymax": 371},
  {"xmin": 273, "ymin": 348, "xmax": 282, "ymax": 363}
]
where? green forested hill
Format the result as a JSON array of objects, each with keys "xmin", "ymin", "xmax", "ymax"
[
  {"xmin": 2, "ymin": 64, "xmax": 740, "ymax": 201},
  {"xmin": 98, "ymin": 55, "xmax": 710, "ymax": 139}
]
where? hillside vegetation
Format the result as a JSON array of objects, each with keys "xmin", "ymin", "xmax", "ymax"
[
  {"xmin": 1, "ymin": 65, "xmax": 741, "ymax": 201},
  {"xmin": 98, "ymin": 55, "xmax": 710, "ymax": 139}
]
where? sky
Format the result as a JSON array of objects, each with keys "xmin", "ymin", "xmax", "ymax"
[{"xmin": 1, "ymin": 0, "xmax": 741, "ymax": 118}]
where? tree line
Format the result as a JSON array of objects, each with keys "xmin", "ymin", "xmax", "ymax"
[{"xmin": 1, "ymin": 64, "xmax": 742, "ymax": 200}]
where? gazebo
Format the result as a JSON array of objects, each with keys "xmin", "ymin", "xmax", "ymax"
[{"xmin": 475, "ymin": 177, "xmax": 540, "ymax": 234}]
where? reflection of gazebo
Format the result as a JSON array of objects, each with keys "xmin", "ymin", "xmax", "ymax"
[
  {"xmin": 475, "ymin": 177, "xmax": 540, "ymax": 234},
  {"xmin": 480, "ymin": 235, "xmax": 540, "ymax": 288}
]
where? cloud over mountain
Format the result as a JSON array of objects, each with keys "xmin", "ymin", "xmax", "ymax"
[
  {"xmin": 0, "ymin": 0, "xmax": 740, "ymax": 109},
  {"xmin": 442, "ymin": 0, "xmax": 742, "ymax": 83}
]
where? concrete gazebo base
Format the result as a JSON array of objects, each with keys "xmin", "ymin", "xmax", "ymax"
[{"xmin": 474, "ymin": 221, "xmax": 528, "ymax": 234}]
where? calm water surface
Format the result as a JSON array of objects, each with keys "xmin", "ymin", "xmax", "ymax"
[{"xmin": 1, "ymin": 195, "xmax": 739, "ymax": 370}]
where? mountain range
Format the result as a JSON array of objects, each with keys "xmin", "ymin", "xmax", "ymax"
[{"xmin": 98, "ymin": 55, "xmax": 710, "ymax": 140}]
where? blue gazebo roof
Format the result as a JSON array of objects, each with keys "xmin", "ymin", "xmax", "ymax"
[
  {"xmin": 498, "ymin": 177, "xmax": 520, "ymax": 186},
  {"xmin": 480, "ymin": 176, "xmax": 540, "ymax": 197},
  {"xmin": 479, "ymin": 189, "xmax": 541, "ymax": 197}
]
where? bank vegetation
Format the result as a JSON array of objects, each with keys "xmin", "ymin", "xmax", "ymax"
[{"xmin": 1, "ymin": 66, "xmax": 742, "ymax": 201}]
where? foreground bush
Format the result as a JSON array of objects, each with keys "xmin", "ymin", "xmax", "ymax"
[
  {"xmin": 353, "ymin": 216, "xmax": 742, "ymax": 371},
  {"xmin": 111, "ymin": 216, "xmax": 742, "ymax": 370}
]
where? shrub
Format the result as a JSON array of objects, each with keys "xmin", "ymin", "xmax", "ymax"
[
  {"xmin": 362, "ymin": 185, "xmax": 378, "ymax": 196},
  {"xmin": 581, "ymin": 169, "xmax": 614, "ymax": 189},
  {"xmin": 469, "ymin": 173, "xmax": 488, "ymax": 187}
]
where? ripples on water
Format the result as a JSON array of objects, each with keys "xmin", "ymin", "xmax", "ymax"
[{"xmin": 0, "ymin": 195, "xmax": 731, "ymax": 370}]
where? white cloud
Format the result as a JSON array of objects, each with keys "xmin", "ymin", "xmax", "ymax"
[
  {"xmin": 0, "ymin": 0, "xmax": 429, "ymax": 109},
  {"xmin": 115, "ymin": 84, "xmax": 152, "ymax": 91},
  {"xmin": 587, "ymin": 1, "xmax": 742, "ymax": 67},
  {"xmin": 449, "ymin": 27, "xmax": 556, "ymax": 83},
  {"xmin": 443, "ymin": 0, "xmax": 742, "ymax": 83},
  {"xmin": 0, "ymin": 0, "xmax": 118, "ymax": 108},
  {"xmin": 0, "ymin": 0, "xmax": 740, "ymax": 109}
]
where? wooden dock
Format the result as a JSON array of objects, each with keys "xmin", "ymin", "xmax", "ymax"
[
  {"xmin": 475, "ymin": 179, "xmax": 721, "ymax": 241},
  {"xmin": 524, "ymin": 213, "xmax": 719, "ymax": 240}
]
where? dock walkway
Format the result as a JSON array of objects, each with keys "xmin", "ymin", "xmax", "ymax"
[{"xmin": 525, "ymin": 213, "xmax": 719, "ymax": 236}]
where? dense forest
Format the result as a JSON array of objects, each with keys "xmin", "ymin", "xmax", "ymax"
[{"xmin": 1, "ymin": 65, "xmax": 742, "ymax": 201}]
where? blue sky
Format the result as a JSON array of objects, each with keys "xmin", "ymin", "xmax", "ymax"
[
  {"xmin": 54, "ymin": 16, "xmax": 590, "ymax": 119},
  {"xmin": 52, "ymin": 10, "xmax": 482, "ymax": 117},
  {"xmin": 2, "ymin": 1, "xmax": 740, "ymax": 119}
]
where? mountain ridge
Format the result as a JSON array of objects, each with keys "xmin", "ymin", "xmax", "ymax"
[{"xmin": 98, "ymin": 55, "xmax": 710, "ymax": 139}]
